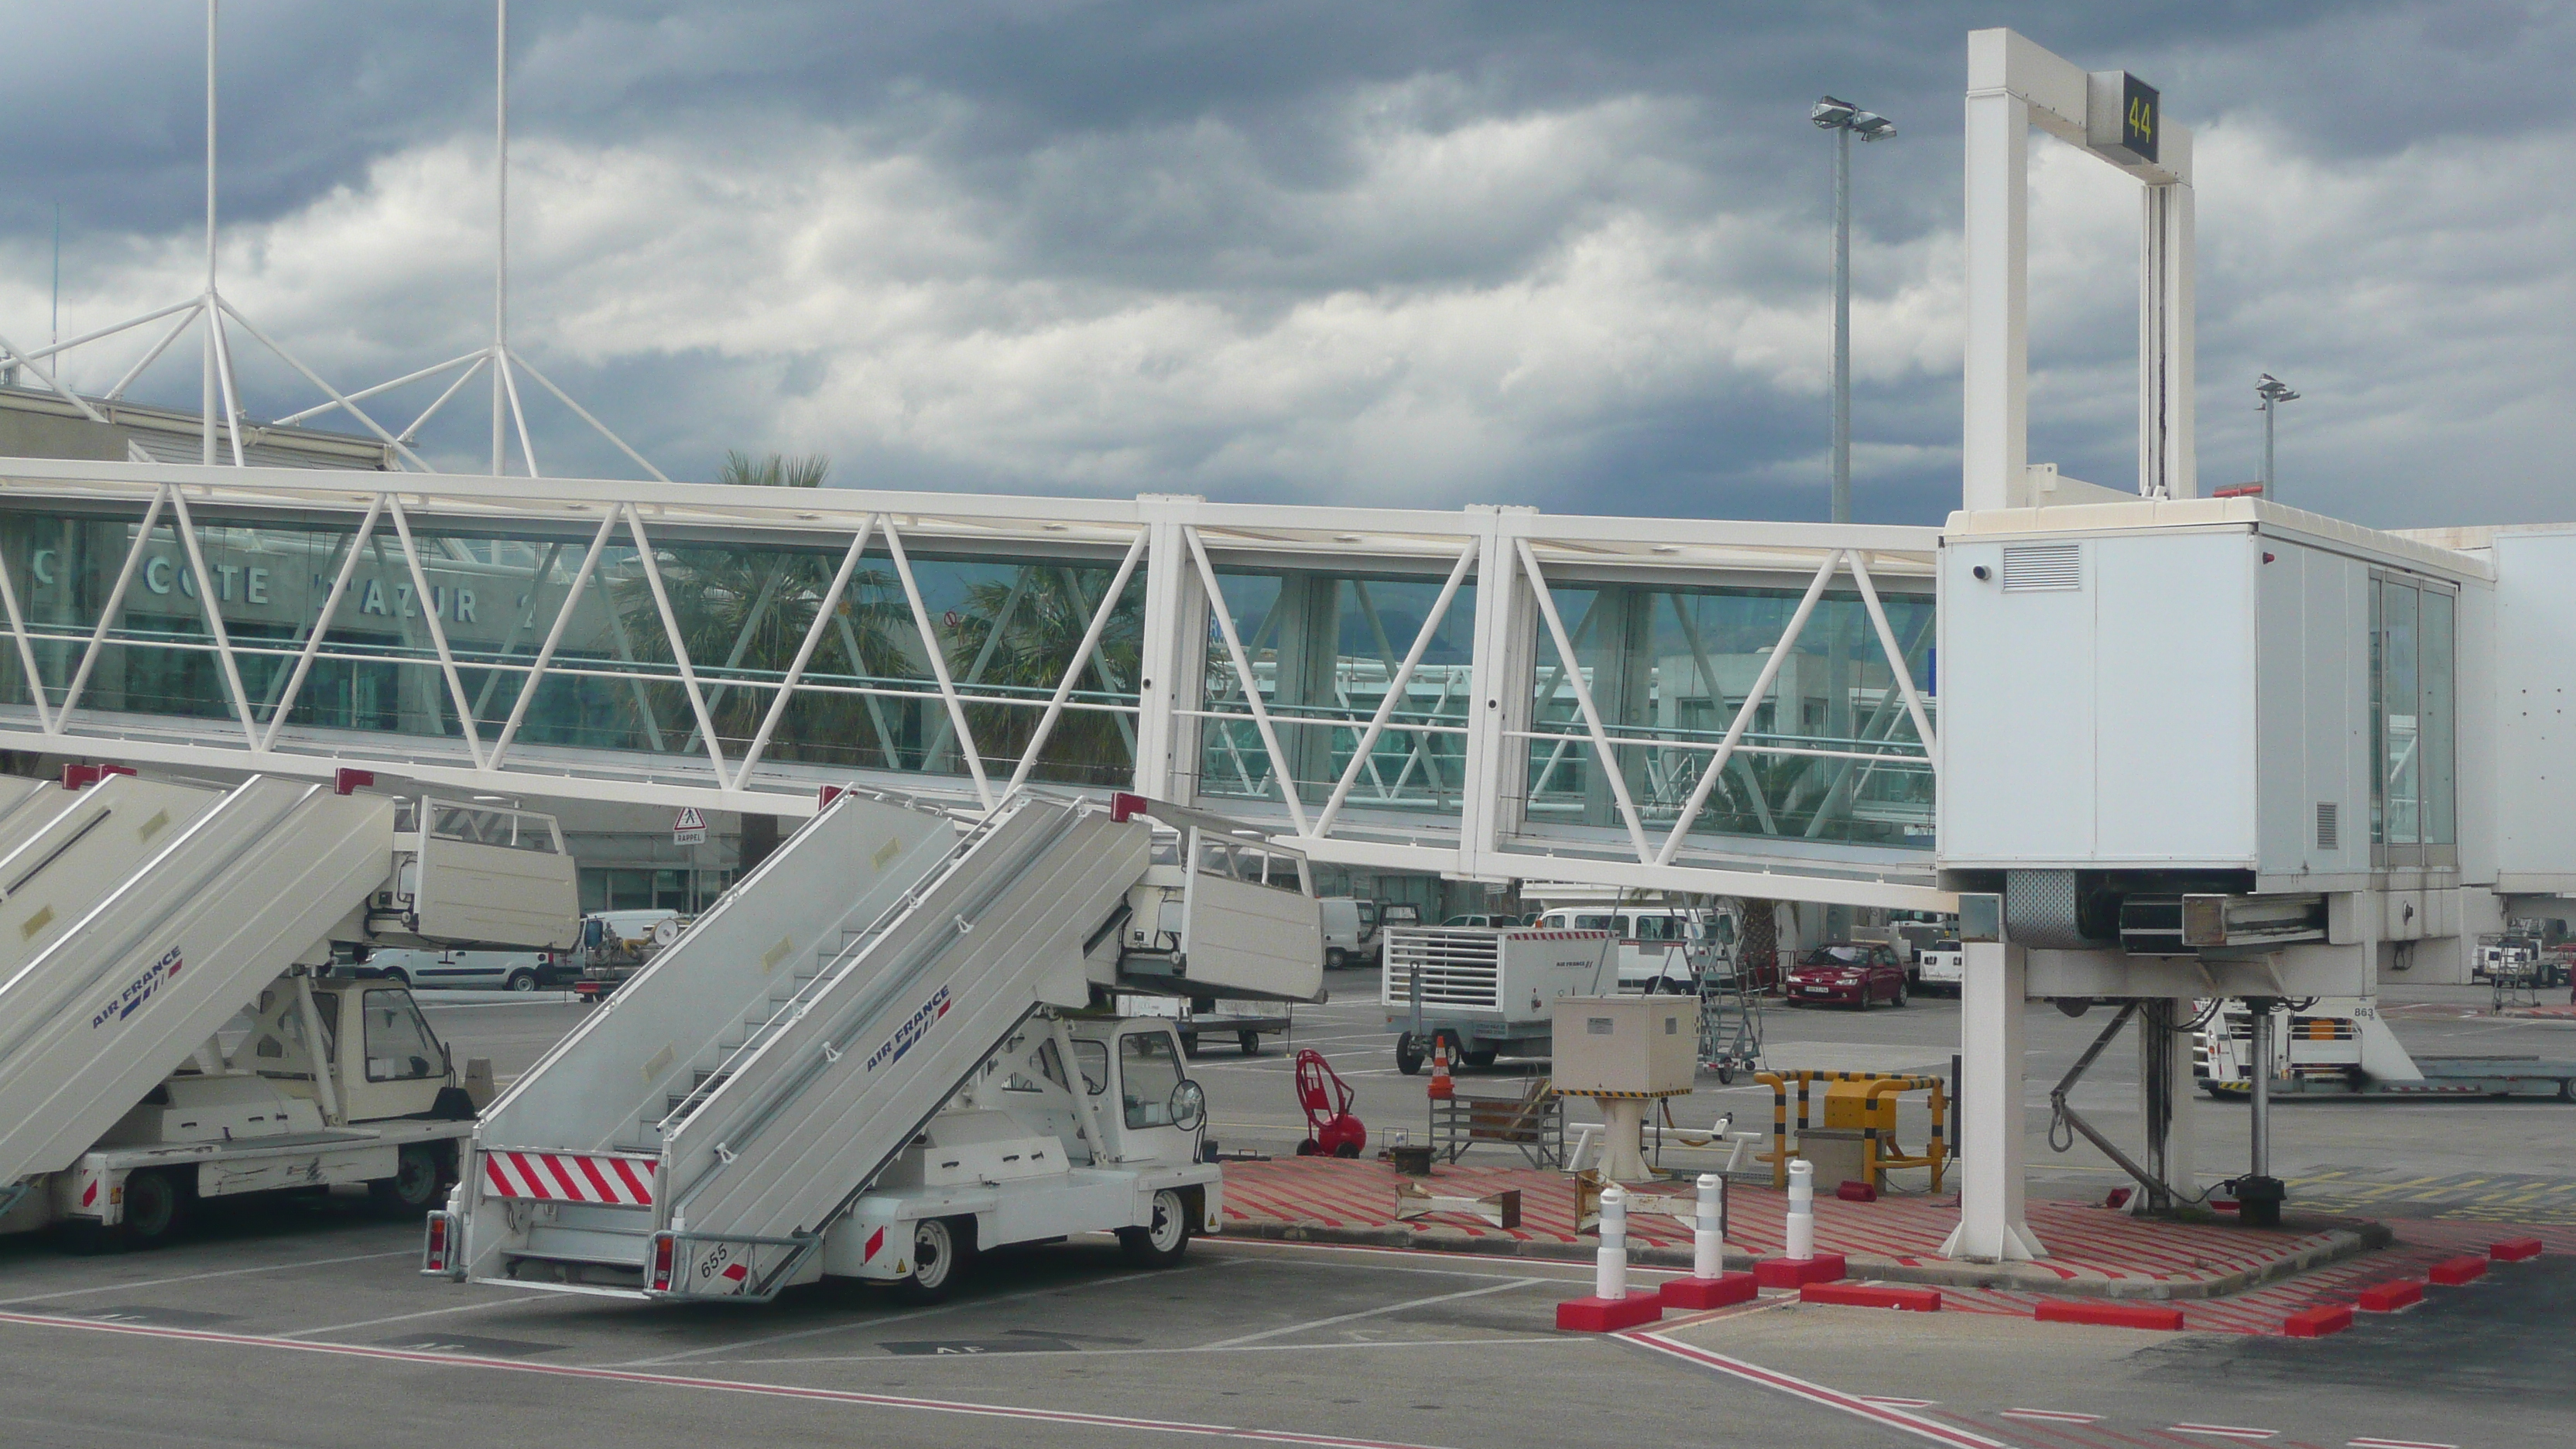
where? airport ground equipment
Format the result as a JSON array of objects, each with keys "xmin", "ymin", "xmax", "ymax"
[
  {"xmin": 1382, "ymin": 924, "xmax": 1616, "ymax": 1073},
  {"xmin": 429, "ymin": 787, "xmax": 1324, "ymax": 1303},
  {"xmin": 1552, "ymin": 995, "xmax": 1695, "ymax": 1184},
  {"xmin": 1697, "ymin": 957, "xmax": 1762, "ymax": 1084},
  {"xmin": 1116, "ymin": 992, "xmax": 1293, "ymax": 1057},
  {"xmin": 1430, "ymin": 1075, "xmax": 1561, "ymax": 1167},
  {"xmin": 1293, "ymin": 1048, "xmax": 1365, "ymax": 1158},
  {"xmin": 1754, "ymin": 1070, "xmax": 1947, "ymax": 1193},
  {"xmin": 2194, "ymin": 998, "xmax": 2576, "ymax": 1101},
  {"xmin": 0, "ymin": 772, "xmax": 578, "ymax": 1244}
]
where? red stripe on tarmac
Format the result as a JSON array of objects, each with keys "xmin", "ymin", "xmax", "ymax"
[
  {"xmin": 1624, "ymin": 1331, "xmax": 2006, "ymax": 1448},
  {"xmin": 0, "ymin": 1310, "xmax": 1455, "ymax": 1449}
]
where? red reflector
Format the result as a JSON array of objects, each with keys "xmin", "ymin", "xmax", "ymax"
[
  {"xmin": 62, "ymin": 764, "xmax": 101, "ymax": 791},
  {"xmin": 650, "ymin": 1233, "xmax": 676, "ymax": 1293},
  {"xmin": 1109, "ymin": 791, "xmax": 1147, "ymax": 823},
  {"xmin": 817, "ymin": 785, "xmax": 846, "ymax": 810},
  {"xmin": 334, "ymin": 767, "xmax": 375, "ymax": 796},
  {"xmin": 424, "ymin": 1214, "xmax": 449, "ymax": 1269}
]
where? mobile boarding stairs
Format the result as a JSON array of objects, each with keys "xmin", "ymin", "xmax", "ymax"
[
  {"xmin": 433, "ymin": 787, "xmax": 1324, "ymax": 1301},
  {"xmin": 0, "ymin": 767, "xmax": 577, "ymax": 1231}
]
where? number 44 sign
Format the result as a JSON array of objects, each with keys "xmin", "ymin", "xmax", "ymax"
[{"xmin": 673, "ymin": 807, "xmax": 708, "ymax": 845}]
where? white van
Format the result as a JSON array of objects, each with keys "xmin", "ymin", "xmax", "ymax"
[
  {"xmin": 1533, "ymin": 908, "xmax": 1721, "ymax": 991},
  {"xmin": 1317, "ymin": 897, "xmax": 1381, "ymax": 968},
  {"xmin": 1914, "ymin": 939, "xmax": 1965, "ymax": 993},
  {"xmin": 364, "ymin": 947, "xmax": 573, "ymax": 992}
]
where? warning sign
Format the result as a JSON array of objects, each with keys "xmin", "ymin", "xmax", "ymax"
[{"xmin": 673, "ymin": 807, "xmax": 708, "ymax": 845}]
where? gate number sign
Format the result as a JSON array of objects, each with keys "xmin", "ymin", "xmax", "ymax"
[{"xmin": 2119, "ymin": 74, "xmax": 2159, "ymax": 164}]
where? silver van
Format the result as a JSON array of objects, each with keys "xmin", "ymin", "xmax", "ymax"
[{"xmin": 362, "ymin": 946, "xmax": 574, "ymax": 992}]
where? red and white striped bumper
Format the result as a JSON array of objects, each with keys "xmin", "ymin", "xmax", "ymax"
[{"xmin": 481, "ymin": 1149, "xmax": 657, "ymax": 1206}]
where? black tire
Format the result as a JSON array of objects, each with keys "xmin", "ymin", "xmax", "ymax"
[
  {"xmin": 1460, "ymin": 1048, "xmax": 1497, "ymax": 1070},
  {"xmin": 1394, "ymin": 1033, "xmax": 1424, "ymax": 1076},
  {"xmin": 1295, "ymin": 1139, "xmax": 1318, "ymax": 1156},
  {"xmin": 1715, "ymin": 1065, "xmax": 1735, "ymax": 1085},
  {"xmin": 1893, "ymin": 981, "xmax": 1909, "ymax": 1008},
  {"xmin": 1331, "ymin": 1140, "xmax": 1362, "ymax": 1159},
  {"xmin": 893, "ymin": 1215, "xmax": 975, "ymax": 1303},
  {"xmin": 1326, "ymin": 948, "xmax": 1348, "ymax": 970},
  {"xmin": 1240, "ymin": 1031, "xmax": 1262, "ymax": 1056},
  {"xmin": 369, "ymin": 1143, "xmax": 446, "ymax": 1214},
  {"xmin": 122, "ymin": 1169, "xmax": 190, "ymax": 1248},
  {"xmin": 1180, "ymin": 1033, "xmax": 1200, "ymax": 1059},
  {"xmin": 505, "ymin": 969, "xmax": 538, "ymax": 993},
  {"xmin": 1118, "ymin": 1188, "xmax": 1191, "ymax": 1267},
  {"xmin": 379, "ymin": 968, "xmax": 409, "ymax": 988}
]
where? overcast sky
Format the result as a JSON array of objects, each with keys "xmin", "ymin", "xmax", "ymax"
[{"xmin": 1, "ymin": 2, "xmax": 2567, "ymax": 528}]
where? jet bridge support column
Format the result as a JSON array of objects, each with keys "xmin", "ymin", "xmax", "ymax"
[
  {"xmin": 1943, "ymin": 941, "xmax": 2043, "ymax": 1261},
  {"xmin": 2136, "ymin": 998, "xmax": 2194, "ymax": 1214}
]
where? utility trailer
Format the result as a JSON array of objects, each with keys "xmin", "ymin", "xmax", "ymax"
[
  {"xmin": 427, "ymin": 789, "xmax": 1324, "ymax": 1304},
  {"xmin": 2194, "ymin": 997, "xmax": 2576, "ymax": 1101},
  {"xmin": 1116, "ymin": 994, "xmax": 1294, "ymax": 1057},
  {"xmin": 1380, "ymin": 926, "xmax": 1615, "ymax": 1074},
  {"xmin": 0, "ymin": 770, "xmax": 578, "ymax": 1247}
]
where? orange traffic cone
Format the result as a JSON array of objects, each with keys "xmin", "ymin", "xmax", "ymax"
[{"xmin": 1427, "ymin": 1036, "xmax": 1454, "ymax": 1101}]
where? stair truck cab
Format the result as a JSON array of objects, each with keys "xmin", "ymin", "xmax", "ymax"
[
  {"xmin": 426, "ymin": 788, "xmax": 1324, "ymax": 1303},
  {"xmin": 0, "ymin": 769, "xmax": 577, "ymax": 1247},
  {"xmin": 2194, "ymin": 996, "xmax": 2576, "ymax": 1101}
]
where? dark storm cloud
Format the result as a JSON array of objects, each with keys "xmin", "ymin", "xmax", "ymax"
[{"xmin": 1, "ymin": 2, "xmax": 2569, "ymax": 528}]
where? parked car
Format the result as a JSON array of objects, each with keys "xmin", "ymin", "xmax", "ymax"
[
  {"xmin": 1914, "ymin": 939, "xmax": 1965, "ymax": 994},
  {"xmin": 1441, "ymin": 913, "xmax": 1526, "ymax": 928},
  {"xmin": 360, "ymin": 946, "xmax": 576, "ymax": 992},
  {"xmin": 1783, "ymin": 942, "xmax": 1909, "ymax": 1009}
]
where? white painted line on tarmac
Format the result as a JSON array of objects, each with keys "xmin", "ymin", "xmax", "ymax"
[
  {"xmin": 735, "ymin": 1334, "xmax": 1574, "ymax": 1367},
  {"xmin": 0, "ymin": 1309, "xmax": 1461, "ymax": 1449},
  {"xmin": 278, "ymin": 1293, "xmax": 550, "ymax": 1340},
  {"xmin": 1622, "ymin": 1331, "xmax": 2008, "ymax": 1449},
  {"xmin": 1865, "ymin": 1397, "xmax": 1941, "ymax": 1409},
  {"xmin": 2345, "ymin": 1438, "xmax": 2458, "ymax": 1449},
  {"xmin": 1999, "ymin": 1408, "xmax": 2102, "ymax": 1423},
  {"xmin": 1197, "ymin": 1277, "xmax": 1545, "ymax": 1349},
  {"xmin": 618, "ymin": 1262, "xmax": 1208, "ymax": 1366},
  {"xmin": 0, "ymin": 1249, "xmax": 415, "ymax": 1306},
  {"xmin": 2170, "ymin": 1425, "xmax": 2279, "ymax": 1441},
  {"xmin": 1205, "ymin": 1236, "xmax": 1633, "ymax": 1281}
]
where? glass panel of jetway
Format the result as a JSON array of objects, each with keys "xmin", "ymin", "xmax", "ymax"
[
  {"xmin": 1197, "ymin": 566, "xmax": 1478, "ymax": 818},
  {"xmin": 1520, "ymin": 577, "xmax": 1934, "ymax": 850}
]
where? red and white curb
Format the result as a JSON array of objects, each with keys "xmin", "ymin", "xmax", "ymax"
[
  {"xmin": 0, "ymin": 1310, "xmax": 1449, "ymax": 1449},
  {"xmin": 1622, "ymin": 1330, "xmax": 2006, "ymax": 1448}
]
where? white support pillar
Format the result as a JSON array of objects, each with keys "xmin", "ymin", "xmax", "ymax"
[
  {"xmin": 2139, "ymin": 996, "xmax": 2196, "ymax": 1208},
  {"xmin": 1455, "ymin": 505, "xmax": 1533, "ymax": 881},
  {"xmin": 1943, "ymin": 940, "xmax": 2043, "ymax": 1261},
  {"xmin": 2138, "ymin": 154, "xmax": 2196, "ymax": 500},
  {"xmin": 1961, "ymin": 56, "xmax": 2030, "ymax": 512},
  {"xmin": 1129, "ymin": 495, "xmax": 1202, "ymax": 802}
]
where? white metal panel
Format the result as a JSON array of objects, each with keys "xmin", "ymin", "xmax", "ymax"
[
  {"xmin": 2256, "ymin": 544, "xmax": 2310, "ymax": 872},
  {"xmin": 1937, "ymin": 538, "xmax": 2095, "ymax": 864},
  {"xmin": 2454, "ymin": 577, "xmax": 2499, "ymax": 887},
  {"xmin": 2091, "ymin": 530, "xmax": 2256, "ymax": 863},
  {"xmin": 1173, "ymin": 872, "xmax": 1322, "ymax": 1002},
  {"xmin": 0, "ymin": 776, "xmax": 227, "ymax": 971},
  {"xmin": 0, "ymin": 778, "xmax": 392, "ymax": 1184},
  {"xmin": 2492, "ymin": 530, "xmax": 2576, "ymax": 889}
]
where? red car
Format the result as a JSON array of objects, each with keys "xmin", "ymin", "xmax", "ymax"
[{"xmin": 1783, "ymin": 943, "xmax": 1909, "ymax": 1009}]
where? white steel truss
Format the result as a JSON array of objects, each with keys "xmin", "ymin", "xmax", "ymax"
[{"xmin": 0, "ymin": 456, "xmax": 1946, "ymax": 909}]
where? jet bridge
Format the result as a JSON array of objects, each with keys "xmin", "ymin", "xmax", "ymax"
[{"xmin": 449, "ymin": 786, "xmax": 1322, "ymax": 1298}]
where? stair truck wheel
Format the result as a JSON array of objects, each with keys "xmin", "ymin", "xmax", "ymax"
[
  {"xmin": 370, "ymin": 1143, "xmax": 447, "ymax": 1214},
  {"xmin": 895, "ymin": 1215, "xmax": 977, "ymax": 1303},
  {"xmin": 1119, "ymin": 1188, "xmax": 1192, "ymax": 1267},
  {"xmin": 1394, "ymin": 1033, "xmax": 1424, "ymax": 1076},
  {"xmin": 122, "ymin": 1169, "xmax": 190, "ymax": 1248}
]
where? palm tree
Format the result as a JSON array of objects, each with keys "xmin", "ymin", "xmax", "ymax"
[{"xmin": 944, "ymin": 566, "xmax": 1143, "ymax": 787}]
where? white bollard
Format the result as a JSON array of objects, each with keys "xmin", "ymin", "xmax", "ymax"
[
  {"xmin": 1595, "ymin": 1184, "xmax": 1629, "ymax": 1300},
  {"xmin": 1694, "ymin": 1173, "xmax": 1725, "ymax": 1280},
  {"xmin": 1786, "ymin": 1159, "xmax": 1815, "ymax": 1262}
]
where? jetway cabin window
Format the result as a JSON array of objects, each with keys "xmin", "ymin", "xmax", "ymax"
[{"xmin": 2370, "ymin": 576, "xmax": 2456, "ymax": 865}]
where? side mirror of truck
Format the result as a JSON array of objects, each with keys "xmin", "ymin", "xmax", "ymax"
[{"xmin": 1168, "ymin": 1080, "xmax": 1206, "ymax": 1133}]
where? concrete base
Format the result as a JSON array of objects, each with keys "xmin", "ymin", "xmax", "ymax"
[
  {"xmin": 2283, "ymin": 1303, "xmax": 2354, "ymax": 1338},
  {"xmin": 2034, "ymin": 1299, "xmax": 2185, "ymax": 1331},
  {"xmin": 1657, "ymin": 1273, "xmax": 1759, "ymax": 1310},
  {"xmin": 1800, "ymin": 1282, "xmax": 1941, "ymax": 1312},
  {"xmin": 1752, "ymin": 1253, "xmax": 1847, "ymax": 1288},
  {"xmin": 1556, "ymin": 1294, "xmax": 1663, "ymax": 1332}
]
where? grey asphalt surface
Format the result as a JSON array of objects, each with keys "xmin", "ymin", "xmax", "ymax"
[{"xmin": 0, "ymin": 976, "xmax": 2560, "ymax": 1447}]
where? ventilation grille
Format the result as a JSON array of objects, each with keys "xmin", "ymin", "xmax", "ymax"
[
  {"xmin": 2001, "ymin": 543, "xmax": 2081, "ymax": 592},
  {"xmin": 2315, "ymin": 801, "xmax": 2339, "ymax": 852}
]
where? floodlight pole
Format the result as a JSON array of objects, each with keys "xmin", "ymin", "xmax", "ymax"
[
  {"xmin": 493, "ymin": 0, "xmax": 509, "ymax": 476},
  {"xmin": 2256, "ymin": 375, "xmax": 2297, "ymax": 505},
  {"xmin": 203, "ymin": 0, "xmax": 220, "ymax": 464},
  {"xmin": 1831, "ymin": 124, "xmax": 1852, "ymax": 528}
]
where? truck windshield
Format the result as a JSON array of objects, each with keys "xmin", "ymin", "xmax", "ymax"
[
  {"xmin": 1119, "ymin": 1033, "xmax": 1184, "ymax": 1129},
  {"xmin": 363, "ymin": 991, "xmax": 442, "ymax": 1082}
]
